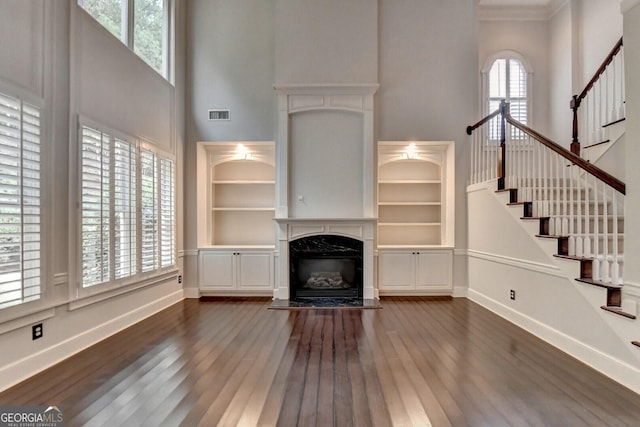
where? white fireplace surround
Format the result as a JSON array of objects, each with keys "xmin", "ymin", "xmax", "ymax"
[
  {"xmin": 274, "ymin": 218, "xmax": 376, "ymax": 300},
  {"xmin": 273, "ymin": 84, "xmax": 379, "ymax": 300}
]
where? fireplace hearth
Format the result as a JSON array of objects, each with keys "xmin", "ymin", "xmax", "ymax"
[{"xmin": 289, "ymin": 235, "xmax": 363, "ymax": 300}]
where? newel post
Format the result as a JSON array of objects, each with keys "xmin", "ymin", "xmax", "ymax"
[
  {"xmin": 498, "ymin": 100, "xmax": 507, "ymax": 190},
  {"xmin": 570, "ymin": 94, "xmax": 581, "ymax": 156}
]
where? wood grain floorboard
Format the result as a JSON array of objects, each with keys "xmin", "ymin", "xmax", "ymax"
[{"xmin": 2, "ymin": 297, "xmax": 640, "ymax": 426}]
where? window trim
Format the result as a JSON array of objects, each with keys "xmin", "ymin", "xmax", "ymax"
[
  {"xmin": 76, "ymin": 0, "xmax": 173, "ymax": 81},
  {"xmin": 76, "ymin": 117, "xmax": 176, "ymax": 299},
  {"xmin": 482, "ymin": 50, "xmax": 533, "ymax": 120}
]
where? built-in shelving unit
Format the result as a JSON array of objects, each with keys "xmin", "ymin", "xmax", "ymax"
[
  {"xmin": 202, "ymin": 142, "xmax": 276, "ymax": 246},
  {"xmin": 377, "ymin": 141, "xmax": 454, "ymax": 247},
  {"xmin": 210, "ymin": 158, "xmax": 275, "ymax": 246},
  {"xmin": 196, "ymin": 141, "xmax": 276, "ymax": 295},
  {"xmin": 377, "ymin": 141, "xmax": 455, "ymax": 294}
]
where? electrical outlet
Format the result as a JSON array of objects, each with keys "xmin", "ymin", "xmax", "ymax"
[
  {"xmin": 32, "ymin": 323, "xmax": 43, "ymax": 340},
  {"xmin": 178, "ymin": 275, "xmax": 183, "ymax": 284},
  {"xmin": 510, "ymin": 289, "xmax": 516, "ymax": 300}
]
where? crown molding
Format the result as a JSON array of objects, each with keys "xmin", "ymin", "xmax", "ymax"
[{"xmin": 478, "ymin": 0, "xmax": 568, "ymax": 21}]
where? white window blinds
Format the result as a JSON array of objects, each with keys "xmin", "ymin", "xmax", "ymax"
[
  {"xmin": 0, "ymin": 92, "xmax": 41, "ymax": 309},
  {"xmin": 81, "ymin": 124, "xmax": 175, "ymax": 289}
]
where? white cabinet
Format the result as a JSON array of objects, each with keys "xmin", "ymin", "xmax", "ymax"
[
  {"xmin": 378, "ymin": 249, "xmax": 452, "ymax": 294},
  {"xmin": 199, "ymin": 249, "xmax": 274, "ymax": 294}
]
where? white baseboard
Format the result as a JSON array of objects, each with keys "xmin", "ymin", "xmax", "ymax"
[
  {"xmin": 468, "ymin": 288, "xmax": 640, "ymax": 395},
  {"xmin": 183, "ymin": 287, "xmax": 200, "ymax": 299},
  {"xmin": 0, "ymin": 289, "xmax": 183, "ymax": 393},
  {"xmin": 453, "ymin": 286, "xmax": 468, "ymax": 298}
]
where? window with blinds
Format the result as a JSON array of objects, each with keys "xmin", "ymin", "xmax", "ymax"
[
  {"xmin": 0, "ymin": 92, "xmax": 41, "ymax": 309},
  {"xmin": 80, "ymin": 124, "xmax": 175, "ymax": 289},
  {"xmin": 487, "ymin": 57, "xmax": 529, "ymax": 140}
]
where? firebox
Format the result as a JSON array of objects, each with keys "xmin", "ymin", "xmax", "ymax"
[{"xmin": 289, "ymin": 235, "xmax": 363, "ymax": 300}]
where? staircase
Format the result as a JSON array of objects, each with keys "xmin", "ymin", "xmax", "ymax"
[
  {"xmin": 466, "ymin": 36, "xmax": 640, "ymax": 393},
  {"xmin": 468, "ymin": 99, "xmax": 638, "ymax": 353}
]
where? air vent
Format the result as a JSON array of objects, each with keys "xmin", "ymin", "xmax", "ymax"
[{"xmin": 208, "ymin": 109, "xmax": 230, "ymax": 121}]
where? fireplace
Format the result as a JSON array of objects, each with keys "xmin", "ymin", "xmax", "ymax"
[{"xmin": 289, "ymin": 235, "xmax": 363, "ymax": 300}]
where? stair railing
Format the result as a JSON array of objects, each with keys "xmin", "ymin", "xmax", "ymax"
[
  {"xmin": 468, "ymin": 101, "xmax": 626, "ymax": 285},
  {"xmin": 571, "ymin": 37, "xmax": 624, "ymax": 157}
]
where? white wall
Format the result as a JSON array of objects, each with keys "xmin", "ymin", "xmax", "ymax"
[
  {"xmin": 548, "ymin": 1, "xmax": 574, "ymax": 144},
  {"xmin": 580, "ymin": 0, "xmax": 623, "ymax": 87},
  {"xmin": 477, "ymin": 17, "xmax": 551, "ymax": 136},
  {"xmin": 622, "ymin": 1, "xmax": 640, "ymax": 290},
  {"xmin": 0, "ymin": 1, "xmax": 185, "ymax": 392},
  {"xmin": 377, "ymin": 0, "xmax": 477, "ymax": 291},
  {"xmin": 274, "ymin": 0, "xmax": 378, "ymax": 85},
  {"xmin": 289, "ymin": 110, "xmax": 364, "ymax": 218}
]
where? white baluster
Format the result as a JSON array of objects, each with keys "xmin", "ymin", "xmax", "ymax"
[
  {"xmin": 610, "ymin": 58, "xmax": 618, "ymax": 123},
  {"xmin": 592, "ymin": 175, "xmax": 600, "ymax": 281},
  {"xmin": 601, "ymin": 181, "xmax": 610, "ymax": 283},
  {"xmin": 561, "ymin": 157, "xmax": 568, "ymax": 236},
  {"xmin": 575, "ymin": 162, "xmax": 583, "ymax": 256},
  {"xmin": 611, "ymin": 189, "xmax": 620, "ymax": 284},
  {"xmin": 583, "ymin": 170, "xmax": 591, "ymax": 257},
  {"xmin": 568, "ymin": 164, "xmax": 576, "ymax": 256},
  {"xmin": 619, "ymin": 47, "xmax": 626, "ymax": 119}
]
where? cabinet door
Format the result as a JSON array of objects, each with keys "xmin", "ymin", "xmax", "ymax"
[
  {"xmin": 200, "ymin": 251, "xmax": 235, "ymax": 289},
  {"xmin": 415, "ymin": 251, "xmax": 452, "ymax": 290},
  {"xmin": 237, "ymin": 252, "xmax": 273, "ymax": 290},
  {"xmin": 378, "ymin": 252, "xmax": 415, "ymax": 290}
]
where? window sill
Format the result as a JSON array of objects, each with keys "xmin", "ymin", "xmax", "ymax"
[{"xmin": 68, "ymin": 269, "xmax": 179, "ymax": 312}]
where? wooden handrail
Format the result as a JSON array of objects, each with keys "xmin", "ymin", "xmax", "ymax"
[
  {"xmin": 503, "ymin": 103, "xmax": 626, "ymax": 195},
  {"xmin": 466, "ymin": 107, "xmax": 501, "ymax": 135},
  {"xmin": 575, "ymin": 37, "xmax": 623, "ymax": 106},
  {"xmin": 570, "ymin": 37, "xmax": 623, "ymax": 155},
  {"xmin": 467, "ymin": 101, "xmax": 626, "ymax": 195}
]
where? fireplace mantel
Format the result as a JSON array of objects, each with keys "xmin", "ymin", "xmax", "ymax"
[{"xmin": 272, "ymin": 83, "xmax": 379, "ymax": 301}]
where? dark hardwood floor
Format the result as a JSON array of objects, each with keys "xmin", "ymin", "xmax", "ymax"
[{"xmin": 2, "ymin": 296, "xmax": 640, "ymax": 426}]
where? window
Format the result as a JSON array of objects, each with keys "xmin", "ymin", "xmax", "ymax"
[
  {"xmin": 78, "ymin": 0, "xmax": 168, "ymax": 77},
  {"xmin": 484, "ymin": 52, "xmax": 531, "ymax": 140},
  {"xmin": 0, "ymin": 92, "xmax": 41, "ymax": 309},
  {"xmin": 80, "ymin": 125, "xmax": 175, "ymax": 290}
]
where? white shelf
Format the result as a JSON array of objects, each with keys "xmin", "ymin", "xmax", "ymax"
[
  {"xmin": 212, "ymin": 180, "xmax": 276, "ymax": 185},
  {"xmin": 378, "ymin": 222, "xmax": 441, "ymax": 226},
  {"xmin": 211, "ymin": 207, "xmax": 276, "ymax": 211},
  {"xmin": 379, "ymin": 180, "xmax": 441, "ymax": 184},
  {"xmin": 378, "ymin": 202, "xmax": 441, "ymax": 206}
]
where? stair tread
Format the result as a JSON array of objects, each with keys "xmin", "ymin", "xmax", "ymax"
[
  {"xmin": 575, "ymin": 277, "xmax": 623, "ymax": 290},
  {"xmin": 520, "ymin": 216, "xmax": 550, "ymax": 220},
  {"xmin": 600, "ymin": 306, "xmax": 637, "ymax": 319},
  {"xmin": 535, "ymin": 234, "xmax": 568, "ymax": 239},
  {"xmin": 495, "ymin": 188, "xmax": 517, "ymax": 193}
]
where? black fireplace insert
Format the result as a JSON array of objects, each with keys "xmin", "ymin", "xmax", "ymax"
[{"xmin": 289, "ymin": 235, "xmax": 363, "ymax": 300}]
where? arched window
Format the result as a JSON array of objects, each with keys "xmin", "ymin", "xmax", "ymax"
[{"xmin": 483, "ymin": 51, "xmax": 531, "ymax": 139}]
